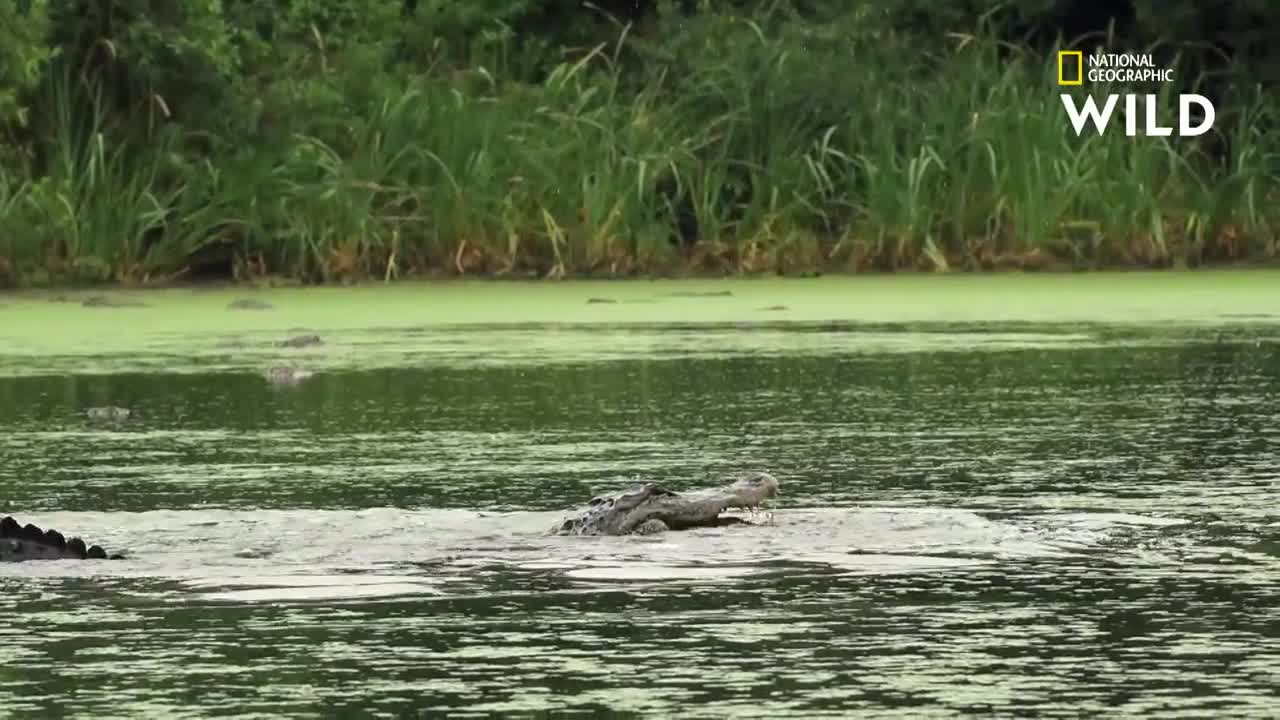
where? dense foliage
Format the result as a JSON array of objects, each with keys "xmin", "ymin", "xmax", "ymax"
[{"xmin": 1, "ymin": 0, "xmax": 1277, "ymax": 285}]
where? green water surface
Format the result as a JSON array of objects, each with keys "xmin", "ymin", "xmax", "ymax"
[{"xmin": 1, "ymin": 271, "xmax": 1278, "ymax": 717}]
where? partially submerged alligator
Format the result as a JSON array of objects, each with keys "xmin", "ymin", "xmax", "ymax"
[
  {"xmin": 1, "ymin": 516, "xmax": 122, "ymax": 561},
  {"xmin": 2, "ymin": 472, "xmax": 780, "ymax": 561},
  {"xmin": 554, "ymin": 471, "xmax": 780, "ymax": 535}
]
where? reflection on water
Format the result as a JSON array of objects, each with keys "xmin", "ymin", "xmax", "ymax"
[{"xmin": 1, "ymin": 323, "xmax": 1278, "ymax": 717}]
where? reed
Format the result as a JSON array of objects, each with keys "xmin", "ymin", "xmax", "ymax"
[{"xmin": 1, "ymin": 8, "xmax": 1275, "ymax": 286}]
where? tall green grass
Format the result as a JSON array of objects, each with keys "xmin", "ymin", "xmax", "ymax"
[{"xmin": 0, "ymin": 10, "xmax": 1276, "ymax": 286}]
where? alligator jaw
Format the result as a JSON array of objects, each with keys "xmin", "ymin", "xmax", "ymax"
[
  {"xmin": 556, "ymin": 471, "xmax": 782, "ymax": 536},
  {"xmin": 0, "ymin": 516, "xmax": 118, "ymax": 562},
  {"xmin": 622, "ymin": 471, "xmax": 781, "ymax": 533}
]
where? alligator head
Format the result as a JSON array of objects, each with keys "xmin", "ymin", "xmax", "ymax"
[
  {"xmin": 0, "ymin": 516, "xmax": 122, "ymax": 561},
  {"xmin": 554, "ymin": 471, "xmax": 780, "ymax": 536}
]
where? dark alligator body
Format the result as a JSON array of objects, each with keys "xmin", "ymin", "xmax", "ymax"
[{"xmin": 1, "ymin": 516, "xmax": 122, "ymax": 561}]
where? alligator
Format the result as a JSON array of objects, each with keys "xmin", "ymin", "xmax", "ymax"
[
  {"xmin": 280, "ymin": 334, "xmax": 323, "ymax": 348},
  {"xmin": 2, "ymin": 472, "xmax": 780, "ymax": 561},
  {"xmin": 228, "ymin": 298, "xmax": 275, "ymax": 311},
  {"xmin": 553, "ymin": 471, "xmax": 780, "ymax": 535},
  {"xmin": 1, "ymin": 516, "xmax": 122, "ymax": 561}
]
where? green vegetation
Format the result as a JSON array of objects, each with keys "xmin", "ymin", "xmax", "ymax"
[{"xmin": 1, "ymin": 1, "xmax": 1278, "ymax": 287}]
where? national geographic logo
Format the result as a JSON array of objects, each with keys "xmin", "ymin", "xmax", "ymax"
[{"xmin": 1056, "ymin": 49, "xmax": 1213, "ymax": 137}]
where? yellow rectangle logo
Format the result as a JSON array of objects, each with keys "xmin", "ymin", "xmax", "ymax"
[{"xmin": 1058, "ymin": 51, "xmax": 1083, "ymax": 85}]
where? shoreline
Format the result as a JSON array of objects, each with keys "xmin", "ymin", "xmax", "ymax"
[{"xmin": 5, "ymin": 254, "xmax": 1280, "ymax": 296}]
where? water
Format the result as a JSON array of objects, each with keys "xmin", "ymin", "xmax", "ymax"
[{"xmin": 2, "ymin": 308, "xmax": 1279, "ymax": 717}]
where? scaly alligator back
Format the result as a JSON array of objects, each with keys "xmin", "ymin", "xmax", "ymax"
[{"xmin": 1, "ymin": 516, "xmax": 120, "ymax": 561}]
